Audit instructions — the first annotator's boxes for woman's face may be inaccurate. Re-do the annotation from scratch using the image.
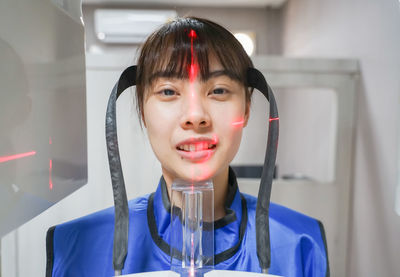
[143,57,249,184]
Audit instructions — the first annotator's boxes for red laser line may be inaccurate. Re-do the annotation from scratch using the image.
[232,120,245,126]
[189,29,198,83]
[269,117,279,122]
[49,159,53,190]
[0,151,36,163]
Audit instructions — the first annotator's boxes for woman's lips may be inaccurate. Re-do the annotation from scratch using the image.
[176,148,215,162]
[175,136,218,162]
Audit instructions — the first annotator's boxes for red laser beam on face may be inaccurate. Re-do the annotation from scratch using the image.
[0,151,36,163]
[232,119,245,127]
[186,29,215,182]
[188,29,199,83]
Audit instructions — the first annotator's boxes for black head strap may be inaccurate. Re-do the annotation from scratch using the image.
[247,67,279,272]
[105,65,137,275]
[105,66,279,273]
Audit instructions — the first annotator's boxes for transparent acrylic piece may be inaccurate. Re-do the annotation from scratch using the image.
[170,179,214,277]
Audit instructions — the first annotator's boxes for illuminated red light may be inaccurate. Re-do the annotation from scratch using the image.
[232,120,245,127]
[189,29,197,39]
[188,29,198,83]
[0,151,36,163]
[186,29,214,182]
[269,117,279,122]
[49,159,53,190]
[189,64,198,83]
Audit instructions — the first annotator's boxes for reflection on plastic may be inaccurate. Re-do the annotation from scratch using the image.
[0,0,87,236]
[170,179,214,277]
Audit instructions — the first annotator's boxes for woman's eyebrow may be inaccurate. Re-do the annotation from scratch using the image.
[204,70,238,81]
[149,71,182,83]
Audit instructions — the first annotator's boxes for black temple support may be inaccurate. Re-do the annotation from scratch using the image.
[116,66,137,98]
[105,65,137,272]
[247,67,279,272]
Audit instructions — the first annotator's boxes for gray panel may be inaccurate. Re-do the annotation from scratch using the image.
[0,0,87,236]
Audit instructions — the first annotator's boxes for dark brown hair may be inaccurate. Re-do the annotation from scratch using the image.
[135,17,254,122]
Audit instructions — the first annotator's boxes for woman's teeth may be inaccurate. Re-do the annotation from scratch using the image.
[178,143,216,152]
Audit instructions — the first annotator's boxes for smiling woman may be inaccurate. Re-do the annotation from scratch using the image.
[46,16,329,277]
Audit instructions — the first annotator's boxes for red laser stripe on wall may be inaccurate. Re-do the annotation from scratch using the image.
[0,151,37,163]
[49,159,53,190]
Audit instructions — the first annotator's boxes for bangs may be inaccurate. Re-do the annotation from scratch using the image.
[145,31,214,83]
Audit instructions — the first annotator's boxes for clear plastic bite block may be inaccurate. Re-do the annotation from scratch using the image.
[170,179,214,277]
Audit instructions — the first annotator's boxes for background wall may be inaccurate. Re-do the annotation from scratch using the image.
[1,5,281,276]
[282,0,400,276]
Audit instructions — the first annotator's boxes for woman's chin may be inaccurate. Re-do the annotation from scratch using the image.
[178,165,215,183]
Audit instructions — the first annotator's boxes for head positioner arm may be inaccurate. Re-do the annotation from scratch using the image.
[105,66,279,274]
[105,66,137,275]
[247,68,279,273]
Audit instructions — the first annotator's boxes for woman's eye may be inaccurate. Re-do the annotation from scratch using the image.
[160,89,176,96]
[212,88,226,95]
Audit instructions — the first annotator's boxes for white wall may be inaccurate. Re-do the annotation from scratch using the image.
[282,1,400,276]
[82,4,282,55]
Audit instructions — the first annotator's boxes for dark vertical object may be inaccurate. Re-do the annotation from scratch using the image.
[317,220,331,277]
[45,226,56,277]
[247,68,279,273]
[105,66,137,274]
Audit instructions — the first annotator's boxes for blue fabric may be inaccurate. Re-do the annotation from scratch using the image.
[50,179,328,277]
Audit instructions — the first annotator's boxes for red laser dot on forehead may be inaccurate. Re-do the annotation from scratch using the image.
[189,29,197,39]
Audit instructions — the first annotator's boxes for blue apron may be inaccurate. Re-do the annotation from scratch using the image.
[46,168,329,277]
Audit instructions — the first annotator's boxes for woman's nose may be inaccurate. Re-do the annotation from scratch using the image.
[180,93,211,130]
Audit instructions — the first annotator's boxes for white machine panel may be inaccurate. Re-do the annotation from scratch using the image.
[0,0,87,236]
